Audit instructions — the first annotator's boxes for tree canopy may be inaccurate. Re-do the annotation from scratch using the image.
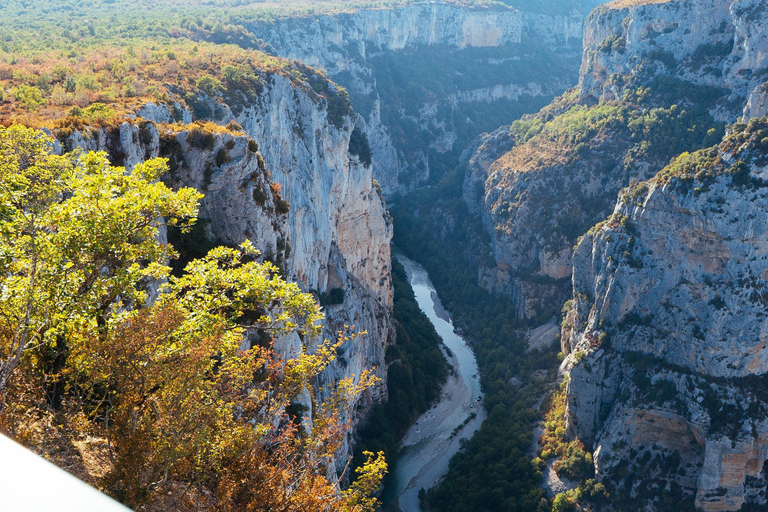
[0,124,385,511]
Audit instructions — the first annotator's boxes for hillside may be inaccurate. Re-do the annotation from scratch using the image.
[452,0,768,509]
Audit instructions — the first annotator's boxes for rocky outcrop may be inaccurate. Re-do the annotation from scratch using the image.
[561,119,768,510]
[244,1,584,194]
[580,0,768,120]
[465,0,768,319]
[56,64,394,466]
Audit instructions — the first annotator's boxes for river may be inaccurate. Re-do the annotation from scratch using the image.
[393,252,486,512]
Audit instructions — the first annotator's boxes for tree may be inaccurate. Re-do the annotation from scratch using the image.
[12,84,45,111]
[0,125,387,510]
[64,76,77,93]
[196,74,223,95]
[0,125,201,407]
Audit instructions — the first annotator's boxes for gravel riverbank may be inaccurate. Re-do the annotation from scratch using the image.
[393,252,485,512]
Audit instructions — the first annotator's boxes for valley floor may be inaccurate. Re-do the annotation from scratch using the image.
[393,253,485,512]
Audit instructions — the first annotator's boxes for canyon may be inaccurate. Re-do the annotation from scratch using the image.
[7,0,768,509]
[244,1,585,194]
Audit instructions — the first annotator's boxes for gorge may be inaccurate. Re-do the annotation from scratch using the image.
[3,0,768,511]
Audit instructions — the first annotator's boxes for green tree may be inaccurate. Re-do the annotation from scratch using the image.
[0,124,201,406]
[64,75,77,93]
[12,84,45,111]
[0,125,387,511]
[552,492,575,512]
[196,73,223,95]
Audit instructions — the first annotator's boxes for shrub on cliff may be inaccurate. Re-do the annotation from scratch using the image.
[0,125,385,511]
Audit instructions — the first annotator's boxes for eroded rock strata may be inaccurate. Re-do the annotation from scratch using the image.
[562,117,768,512]
[245,1,584,194]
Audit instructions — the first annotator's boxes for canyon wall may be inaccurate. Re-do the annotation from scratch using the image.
[465,0,768,320]
[550,1,768,510]
[246,1,584,194]
[57,67,393,463]
[562,119,768,511]
[454,0,768,507]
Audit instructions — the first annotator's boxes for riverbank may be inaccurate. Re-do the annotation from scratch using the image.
[393,252,486,512]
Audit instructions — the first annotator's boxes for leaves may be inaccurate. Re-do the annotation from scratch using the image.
[0,124,386,511]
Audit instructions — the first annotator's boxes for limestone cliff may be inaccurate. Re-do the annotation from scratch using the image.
[244,1,584,194]
[55,64,393,464]
[562,119,768,511]
[580,0,768,120]
[463,0,768,319]
[460,1,768,506]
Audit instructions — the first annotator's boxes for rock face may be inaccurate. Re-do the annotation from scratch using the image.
[562,120,768,511]
[57,66,393,465]
[457,0,768,508]
[580,0,768,119]
[246,1,584,194]
[464,0,768,319]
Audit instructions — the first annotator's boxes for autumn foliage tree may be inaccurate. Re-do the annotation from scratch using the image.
[0,125,385,510]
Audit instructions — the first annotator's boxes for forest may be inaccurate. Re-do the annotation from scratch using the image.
[390,168,561,511]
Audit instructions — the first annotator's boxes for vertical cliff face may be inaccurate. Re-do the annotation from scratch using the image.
[244,2,584,194]
[57,65,394,463]
[561,118,768,511]
[463,0,768,320]
[226,75,394,438]
[579,0,768,119]
[551,2,768,509]
[455,1,768,507]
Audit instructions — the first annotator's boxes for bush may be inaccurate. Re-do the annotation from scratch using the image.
[348,125,372,167]
[216,147,231,166]
[196,74,222,96]
[13,84,45,111]
[556,443,595,481]
[187,126,216,150]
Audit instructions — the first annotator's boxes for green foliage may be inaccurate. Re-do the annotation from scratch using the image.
[216,147,232,167]
[0,124,385,512]
[187,126,217,150]
[69,102,116,122]
[221,63,258,85]
[552,493,576,512]
[13,84,45,111]
[348,125,372,167]
[689,40,734,71]
[556,443,594,481]
[326,86,352,129]
[0,124,202,402]
[196,74,223,95]
[391,170,560,512]
[599,34,626,55]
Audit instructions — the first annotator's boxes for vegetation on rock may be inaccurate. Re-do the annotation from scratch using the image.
[0,125,385,511]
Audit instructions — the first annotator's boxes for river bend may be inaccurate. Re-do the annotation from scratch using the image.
[393,252,485,512]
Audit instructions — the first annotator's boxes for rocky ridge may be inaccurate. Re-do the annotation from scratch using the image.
[562,118,768,511]
[462,0,768,320]
[580,0,768,120]
[457,0,768,508]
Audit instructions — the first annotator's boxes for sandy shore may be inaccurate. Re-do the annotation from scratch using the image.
[395,352,485,511]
